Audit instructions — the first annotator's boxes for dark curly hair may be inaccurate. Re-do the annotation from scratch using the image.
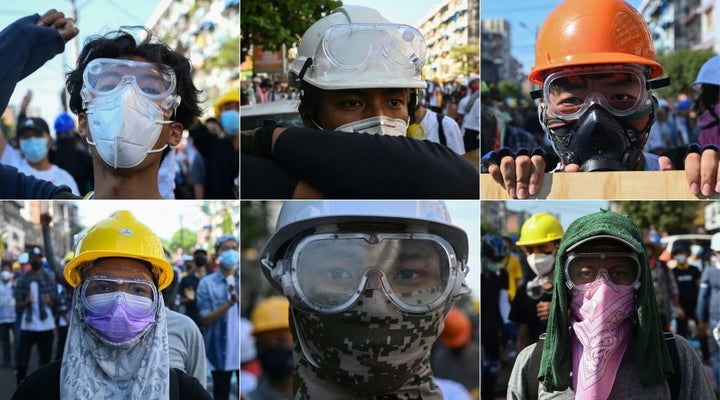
[65,27,203,129]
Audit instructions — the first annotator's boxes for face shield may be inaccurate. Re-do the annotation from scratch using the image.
[273,232,466,314]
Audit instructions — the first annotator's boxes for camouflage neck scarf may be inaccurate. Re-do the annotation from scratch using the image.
[289,289,446,399]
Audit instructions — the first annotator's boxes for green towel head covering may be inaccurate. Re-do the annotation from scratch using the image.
[538,209,673,392]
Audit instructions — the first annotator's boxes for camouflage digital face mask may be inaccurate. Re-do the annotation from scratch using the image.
[291,287,446,396]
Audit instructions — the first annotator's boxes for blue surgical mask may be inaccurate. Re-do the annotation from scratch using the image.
[220,110,239,136]
[218,249,239,269]
[20,137,49,163]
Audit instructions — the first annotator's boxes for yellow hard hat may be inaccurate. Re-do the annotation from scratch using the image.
[251,296,290,335]
[214,90,240,117]
[64,210,173,290]
[515,212,564,247]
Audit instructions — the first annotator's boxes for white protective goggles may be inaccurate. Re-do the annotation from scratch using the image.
[272,232,466,314]
[82,58,177,101]
[309,23,426,78]
[564,251,642,290]
[80,276,158,316]
[543,65,652,120]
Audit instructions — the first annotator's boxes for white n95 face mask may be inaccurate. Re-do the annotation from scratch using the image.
[334,116,408,136]
[84,85,177,169]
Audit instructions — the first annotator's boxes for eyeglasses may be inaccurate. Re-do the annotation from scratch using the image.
[564,251,641,290]
[82,58,177,101]
[310,23,426,77]
[543,65,652,120]
[81,277,158,314]
[269,232,466,314]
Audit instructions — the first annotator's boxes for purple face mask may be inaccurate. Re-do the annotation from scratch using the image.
[84,292,156,344]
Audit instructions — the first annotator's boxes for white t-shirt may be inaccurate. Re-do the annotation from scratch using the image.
[420,109,466,155]
[462,98,480,131]
[0,144,22,167]
[457,93,472,116]
[17,161,80,195]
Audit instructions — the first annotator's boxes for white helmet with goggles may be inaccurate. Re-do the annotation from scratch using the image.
[288,6,427,91]
[261,201,468,314]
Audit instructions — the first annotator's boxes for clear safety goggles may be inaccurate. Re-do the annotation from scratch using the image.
[275,232,464,314]
[82,58,177,101]
[313,23,426,75]
[564,251,641,290]
[80,276,158,315]
[543,65,652,120]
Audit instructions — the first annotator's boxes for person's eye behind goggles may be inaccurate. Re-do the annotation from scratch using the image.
[530,67,671,120]
[564,251,642,291]
[268,232,467,314]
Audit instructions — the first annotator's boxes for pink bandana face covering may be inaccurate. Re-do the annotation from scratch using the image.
[570,276,636,400]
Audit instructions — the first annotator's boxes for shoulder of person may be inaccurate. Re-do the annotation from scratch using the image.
[171,368,212,400]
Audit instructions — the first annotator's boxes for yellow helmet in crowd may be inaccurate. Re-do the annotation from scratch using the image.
[64,210,173,290]
[251,296,290,335]
[515,212,564,247]
[214,90,240,117]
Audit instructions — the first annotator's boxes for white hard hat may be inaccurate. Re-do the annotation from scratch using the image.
[288,5,427,91]
[260,201,468,285]
[712,232,720,252]
[692,55,720,91]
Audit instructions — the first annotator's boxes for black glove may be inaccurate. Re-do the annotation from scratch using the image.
[660,143,705,170]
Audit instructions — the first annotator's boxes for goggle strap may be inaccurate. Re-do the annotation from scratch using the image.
[530,89,543,100]
[649,76,671,90]
[297,57,314,85]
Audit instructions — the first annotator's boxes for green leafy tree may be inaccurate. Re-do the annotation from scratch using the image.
[497,80,530,104]
[241,0,342,57]
[617,201,705,234]
[655,49,717,98]
[205,36,240,70]
[448,44,480,76]
[170,228,197,254]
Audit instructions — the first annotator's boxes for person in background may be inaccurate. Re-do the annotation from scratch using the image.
[669,245,701,339]
[50,112,94,196]
[179,248,207,332]
[480,234,510,399]
[190,91,239,199]
[697,232,720,390]
[196,234,240,400]
[693,55,720,147]
[16,117,79,196]
[430,306,479,397]
[13,246,57,383]
[510,212,564,354]
[247,296,294,400]
[0,261,15,368]
[646,240,683,330]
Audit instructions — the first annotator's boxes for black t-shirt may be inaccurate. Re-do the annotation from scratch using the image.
[180,274,202,328]
[510,281,551,344]
[11,360,211,400]
[673,265,702,309]
[481,269,509,332]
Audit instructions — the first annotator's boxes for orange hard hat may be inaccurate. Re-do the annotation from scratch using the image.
[529,0,663,85]
[440,307,472,349]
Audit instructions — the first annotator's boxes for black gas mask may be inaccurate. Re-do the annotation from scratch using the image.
[543,104,653,172]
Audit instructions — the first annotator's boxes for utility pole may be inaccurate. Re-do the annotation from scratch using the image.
[69,0,79,66]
